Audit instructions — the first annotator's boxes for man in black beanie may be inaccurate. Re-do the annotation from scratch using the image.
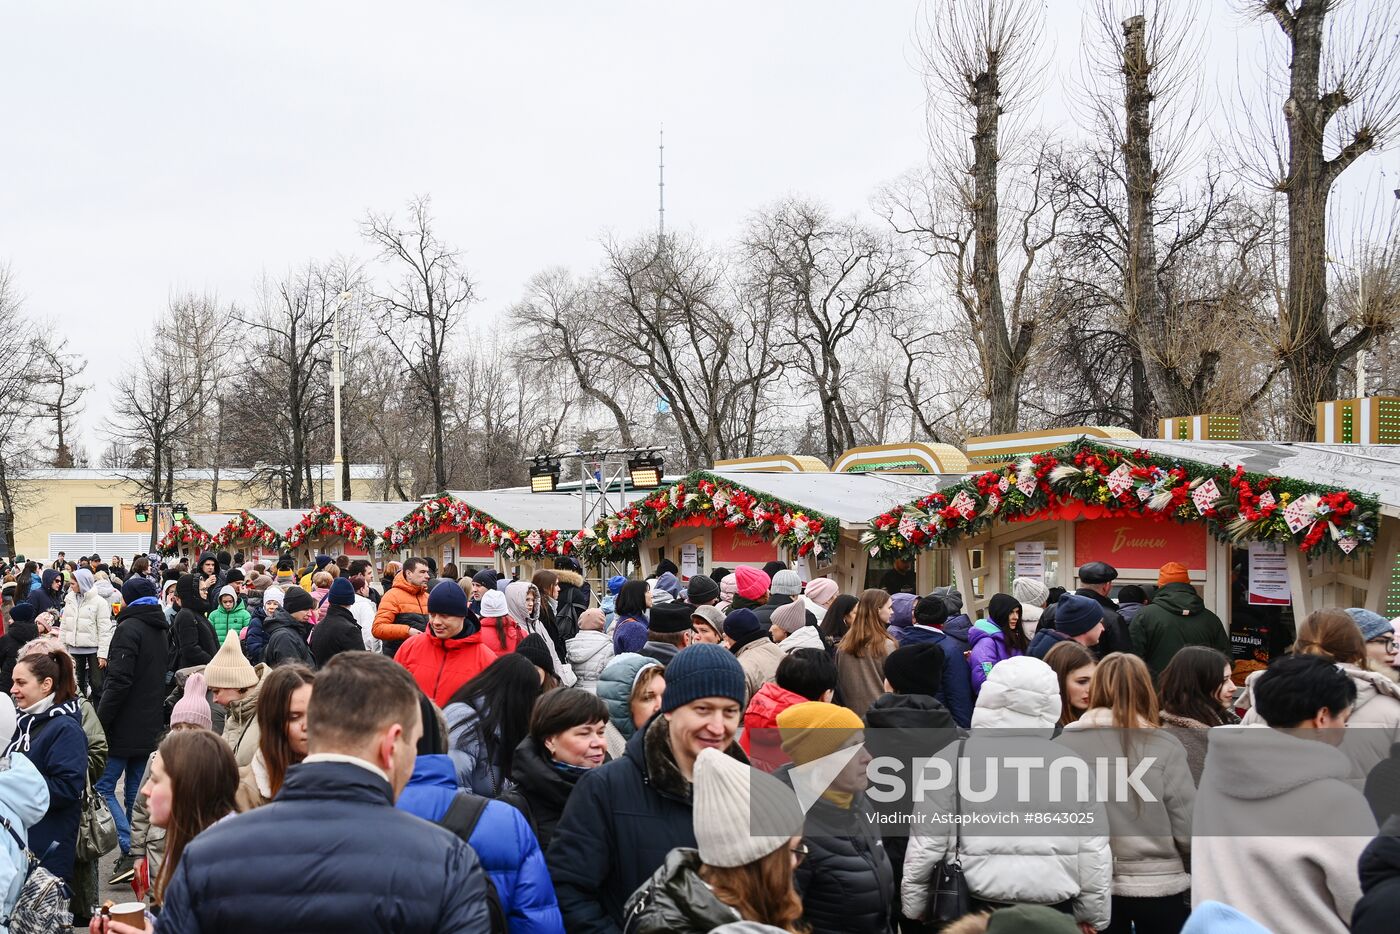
[685,573,720,607]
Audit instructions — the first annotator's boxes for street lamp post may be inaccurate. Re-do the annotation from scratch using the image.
[333,291,351,500]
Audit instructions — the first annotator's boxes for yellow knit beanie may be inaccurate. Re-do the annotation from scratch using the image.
[777,702,864,766]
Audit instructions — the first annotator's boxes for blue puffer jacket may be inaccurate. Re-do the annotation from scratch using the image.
[0,752,51,921]
[7,700,87,882]
[398,754,563,934]
[158,760,492,933]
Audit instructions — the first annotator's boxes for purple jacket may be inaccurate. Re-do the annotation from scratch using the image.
[967,619,1022,693]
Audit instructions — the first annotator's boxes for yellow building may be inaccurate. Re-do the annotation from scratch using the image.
[9,466,387,561]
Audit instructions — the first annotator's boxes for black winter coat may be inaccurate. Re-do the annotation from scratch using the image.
[172,608,217,670]
[0,618,39,694]
[500,735,585,852]
[547,714,747,934]
[310,605,365,668]
[96,602,171,757]
[778,765,896,934]
[863,692,958,891]
[158,760,493,933]
[263,610,316,669]
[1355,817,1400,934]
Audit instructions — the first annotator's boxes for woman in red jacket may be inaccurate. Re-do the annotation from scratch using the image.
[394,581,496,706]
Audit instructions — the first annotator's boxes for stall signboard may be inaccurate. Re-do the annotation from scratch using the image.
[680,543,700,579]
[1246,542,1291,606]
[457,534,496,562]
[1074,514,1207,571]
[1014,541,1045,581]
[712,529,778,564]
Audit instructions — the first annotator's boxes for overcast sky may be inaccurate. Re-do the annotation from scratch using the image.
[1,1,1394,457]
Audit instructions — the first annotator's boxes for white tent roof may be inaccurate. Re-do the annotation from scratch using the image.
[1100,440,1400,518]
[246,509,312,537]
[443,489,646,532]
[329,501,419,536]
[706,470,965,527]
[188,513,234,536]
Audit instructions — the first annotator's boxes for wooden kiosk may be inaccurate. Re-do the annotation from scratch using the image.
[595,467,966,593]
[864,437,1398,631]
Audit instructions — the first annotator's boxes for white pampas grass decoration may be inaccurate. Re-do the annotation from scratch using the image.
[1148,490,1175,512]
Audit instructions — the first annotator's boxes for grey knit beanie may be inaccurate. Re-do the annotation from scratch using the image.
[693,747,804,867]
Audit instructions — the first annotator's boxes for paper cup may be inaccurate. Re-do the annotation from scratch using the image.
[107,902,147,925]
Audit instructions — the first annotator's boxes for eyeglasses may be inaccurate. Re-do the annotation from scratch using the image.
[1368,636,1400,652]
[789,842,808,864]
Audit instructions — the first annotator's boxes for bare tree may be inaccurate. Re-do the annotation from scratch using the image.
[743,198,913,461]
[32,336,88,467]
[362,196,476,491]
[226,262,357,507]
[508,268,640,447]
[105,321,202,506]
[591,233,785,469]
[1240,0,1400,437]
[882,0,1066,433]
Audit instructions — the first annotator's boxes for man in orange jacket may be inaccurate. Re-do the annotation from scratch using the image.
[372,557,431,657]
[394,580,496,706]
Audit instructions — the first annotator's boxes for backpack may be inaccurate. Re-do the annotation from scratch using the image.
[437,792,508,934]
[0,815,70,933]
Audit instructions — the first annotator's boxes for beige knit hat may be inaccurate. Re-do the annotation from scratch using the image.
[770,599,808,634]
[204,630,258,690]
[692,747,804,868]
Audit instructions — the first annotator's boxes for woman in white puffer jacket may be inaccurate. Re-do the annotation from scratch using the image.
[59,567,114,697]
[902,656,1112,932]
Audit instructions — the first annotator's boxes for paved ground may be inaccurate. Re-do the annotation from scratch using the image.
[79,776,142,929]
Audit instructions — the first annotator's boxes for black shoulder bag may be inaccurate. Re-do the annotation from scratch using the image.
[927,738,970,923]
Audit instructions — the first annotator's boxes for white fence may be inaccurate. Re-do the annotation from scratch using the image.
[45,534,150,563]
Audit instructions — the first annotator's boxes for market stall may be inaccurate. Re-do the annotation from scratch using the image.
[594,468,966,593]
[211,508,308,564]
[863,437,1396,656]
[283,501,419,563]
[386,489,641,580]
[156,513,237,557]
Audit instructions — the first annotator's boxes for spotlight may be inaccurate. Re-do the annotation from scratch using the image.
[529,458,560,494]
[171,503,188,522]
[627,452,664,489]
[134,504,149,524]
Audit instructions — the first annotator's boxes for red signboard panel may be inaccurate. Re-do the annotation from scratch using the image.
[711,529,777,564]
[458,534,496,561]
[1074,514,1207,571]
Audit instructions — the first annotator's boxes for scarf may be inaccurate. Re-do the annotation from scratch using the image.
[7,695,80,756]
[551,759,593,779]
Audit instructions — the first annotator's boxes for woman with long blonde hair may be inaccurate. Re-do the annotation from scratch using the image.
[835,589,896,719]
[1062,652,1193,934]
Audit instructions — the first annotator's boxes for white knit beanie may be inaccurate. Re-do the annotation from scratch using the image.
[1011,576,1049,608]
[692,747,805,868]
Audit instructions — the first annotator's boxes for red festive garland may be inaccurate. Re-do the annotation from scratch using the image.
[862,439,1377,559]
[388,494,591,558]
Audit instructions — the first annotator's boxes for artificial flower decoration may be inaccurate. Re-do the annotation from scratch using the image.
[593,471,837,560]
[861,439,1378,559]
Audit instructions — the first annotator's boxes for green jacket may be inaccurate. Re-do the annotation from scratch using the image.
[1130,583,1231,679]
[208,603,252,643]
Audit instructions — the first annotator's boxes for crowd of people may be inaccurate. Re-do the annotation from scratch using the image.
[0,548,1394,932]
